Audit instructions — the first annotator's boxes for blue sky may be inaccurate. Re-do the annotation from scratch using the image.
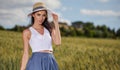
[0,0,120,31]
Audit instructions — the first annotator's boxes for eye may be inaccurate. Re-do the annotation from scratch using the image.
[37,14,41,16]
[43,14,47,17]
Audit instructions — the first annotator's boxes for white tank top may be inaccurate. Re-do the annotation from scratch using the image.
[29,26,53,52]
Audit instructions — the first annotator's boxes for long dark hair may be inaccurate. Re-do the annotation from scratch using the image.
[31,10,54,35]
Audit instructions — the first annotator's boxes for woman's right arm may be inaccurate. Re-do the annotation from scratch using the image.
[20,29,31,70]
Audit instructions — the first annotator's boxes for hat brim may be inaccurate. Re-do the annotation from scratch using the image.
[27,8,53,17]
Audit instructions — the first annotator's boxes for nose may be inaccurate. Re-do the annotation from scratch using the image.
[39,15,44,20]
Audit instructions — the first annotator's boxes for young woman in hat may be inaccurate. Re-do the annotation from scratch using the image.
[20,2,61,70]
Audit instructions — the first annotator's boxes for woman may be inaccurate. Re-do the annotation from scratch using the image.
[20,2,61,70]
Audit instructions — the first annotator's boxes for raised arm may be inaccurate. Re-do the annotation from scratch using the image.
[51,13,61,46]
[20,29,31,70]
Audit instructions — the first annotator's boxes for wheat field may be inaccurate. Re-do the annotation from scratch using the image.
[0,30,120,70]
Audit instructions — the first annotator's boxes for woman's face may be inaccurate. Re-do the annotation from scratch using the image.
[32,10,47,25]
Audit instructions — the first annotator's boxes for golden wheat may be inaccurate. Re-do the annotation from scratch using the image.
[0,30,120,70]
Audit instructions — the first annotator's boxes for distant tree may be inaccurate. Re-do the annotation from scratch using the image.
[97,25,108,38]
[93,30,103,38]
[84,28,95,37]
[100,25,108,31]
[0,25,5,30]
[8,25,27,32]
[72,21,84,28]
[1,20,118,39]
[83,22,95,37]
[96,25,101,30]
[60,26,67,36]
[116,28,120,38]
[74,28,84,36]
[59,22,68,26]
[83,22,95,30]
[68,27,77,36]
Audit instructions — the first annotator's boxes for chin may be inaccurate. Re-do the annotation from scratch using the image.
[39,23,42,25]
[38,22,42,25]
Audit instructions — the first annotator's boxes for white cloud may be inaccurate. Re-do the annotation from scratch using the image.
[80,9,120,17]
[61,7,67,11]
[61,7,73,11]
[60,19,71,25]
[0,0,62,28]
[32,0,61,10]
[59,18,71,25]
[57,12,71,25]
[0,0,31,9]
[0,0,61,9]
[0,9,28,28]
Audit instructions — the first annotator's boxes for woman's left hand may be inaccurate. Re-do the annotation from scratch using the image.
[52,13,58,23]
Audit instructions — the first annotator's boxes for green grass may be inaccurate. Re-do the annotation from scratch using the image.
[0,30,120,70]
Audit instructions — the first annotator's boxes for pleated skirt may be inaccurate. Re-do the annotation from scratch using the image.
[26,52,59,70]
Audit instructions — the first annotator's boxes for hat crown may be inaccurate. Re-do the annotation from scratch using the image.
[28,2,53,16]
[33,2,46,9]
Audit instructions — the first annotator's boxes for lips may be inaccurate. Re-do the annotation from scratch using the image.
[38,20,44,24]
[39,20,43,23]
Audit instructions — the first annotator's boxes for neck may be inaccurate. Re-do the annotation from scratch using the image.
[32,23,44,29]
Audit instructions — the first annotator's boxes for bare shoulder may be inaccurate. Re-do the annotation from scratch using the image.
[23,28,30,34]
[22,28,31,38]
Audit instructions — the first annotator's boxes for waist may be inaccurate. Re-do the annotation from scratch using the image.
[39,50,53,53]
[31,46,53,53]
[32,50,53,53]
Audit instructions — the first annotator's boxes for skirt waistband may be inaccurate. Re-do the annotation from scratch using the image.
[32,50,53,54]
[32,51,53,55]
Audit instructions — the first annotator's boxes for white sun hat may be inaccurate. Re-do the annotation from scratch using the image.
[28,2,54,17]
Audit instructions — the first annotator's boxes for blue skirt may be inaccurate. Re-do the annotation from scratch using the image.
[26,52,59,70]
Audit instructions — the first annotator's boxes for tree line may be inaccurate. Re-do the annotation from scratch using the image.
[0,21,120,39]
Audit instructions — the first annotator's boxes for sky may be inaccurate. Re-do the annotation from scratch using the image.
[0,0,120,31]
